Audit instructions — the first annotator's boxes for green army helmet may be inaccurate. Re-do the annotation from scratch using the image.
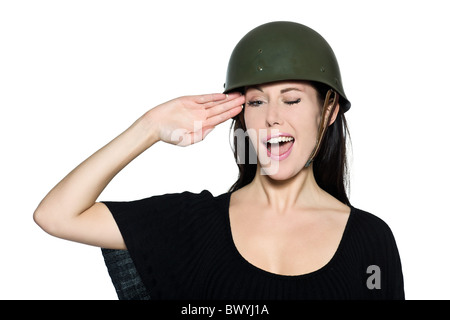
[224,21,350,112]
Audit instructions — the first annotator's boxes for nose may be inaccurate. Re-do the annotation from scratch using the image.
[265,103,283,127]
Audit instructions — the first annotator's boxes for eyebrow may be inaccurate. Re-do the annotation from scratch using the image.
[246,86,303,93]
[280,87,303,94]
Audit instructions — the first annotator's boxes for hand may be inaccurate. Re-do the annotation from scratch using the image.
[147,92,245,147]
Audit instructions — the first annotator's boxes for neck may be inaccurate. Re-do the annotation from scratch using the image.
[247,164,323,214]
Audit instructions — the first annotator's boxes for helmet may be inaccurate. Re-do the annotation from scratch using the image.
[224,21,350,112]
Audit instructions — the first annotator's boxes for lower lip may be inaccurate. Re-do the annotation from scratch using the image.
[266,141,295,161]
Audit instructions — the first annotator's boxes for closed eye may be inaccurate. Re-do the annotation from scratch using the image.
[285,99,301,105]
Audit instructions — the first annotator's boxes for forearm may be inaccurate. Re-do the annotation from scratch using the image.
[34,112,159,228]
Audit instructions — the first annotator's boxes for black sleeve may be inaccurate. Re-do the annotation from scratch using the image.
[101,189,215,298]
[361,210,405,300]
[383,224,405,299]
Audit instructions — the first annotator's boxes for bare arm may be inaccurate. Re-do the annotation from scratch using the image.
[33,93,244,249]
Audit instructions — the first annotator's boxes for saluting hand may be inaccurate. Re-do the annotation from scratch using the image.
[147,92,245,147]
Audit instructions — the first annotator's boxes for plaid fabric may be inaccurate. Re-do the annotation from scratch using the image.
[101,248,151,300]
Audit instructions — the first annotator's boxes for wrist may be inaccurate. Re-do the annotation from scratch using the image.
[131,109,161,149]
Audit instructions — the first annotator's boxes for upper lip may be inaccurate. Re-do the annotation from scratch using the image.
[261,132,295,144]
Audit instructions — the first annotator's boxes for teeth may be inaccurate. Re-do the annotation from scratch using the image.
[267,136,294,144]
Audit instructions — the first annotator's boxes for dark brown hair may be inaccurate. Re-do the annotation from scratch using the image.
[228,82,351,205]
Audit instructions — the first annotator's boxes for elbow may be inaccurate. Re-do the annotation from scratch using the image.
[33,206,60,237]
[33,207,45,229]
[33,206,49,233]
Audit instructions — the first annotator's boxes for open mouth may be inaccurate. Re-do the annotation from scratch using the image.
[263,135,295,160]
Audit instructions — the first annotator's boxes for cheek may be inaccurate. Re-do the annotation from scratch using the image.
[243,110,260,147]
[243,108,260,130]
[298,115,320,136]
[289,111,321,156]
[289,108,320,135]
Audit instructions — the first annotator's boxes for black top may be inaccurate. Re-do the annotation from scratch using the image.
[103,190,404,300]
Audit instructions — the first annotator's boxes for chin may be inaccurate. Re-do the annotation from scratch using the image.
[259,163,303,181]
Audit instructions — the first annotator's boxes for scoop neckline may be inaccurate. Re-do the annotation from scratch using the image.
[221,191,354,280]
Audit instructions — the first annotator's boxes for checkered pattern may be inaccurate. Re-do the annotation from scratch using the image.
[101,248,151,300]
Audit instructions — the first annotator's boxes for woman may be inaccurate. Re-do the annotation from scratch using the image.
[34,21,404,299]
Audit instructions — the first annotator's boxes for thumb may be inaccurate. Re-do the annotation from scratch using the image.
[190,126,215,144]
[202,126,215,140]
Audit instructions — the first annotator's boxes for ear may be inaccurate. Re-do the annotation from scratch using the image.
[327,102,340,126]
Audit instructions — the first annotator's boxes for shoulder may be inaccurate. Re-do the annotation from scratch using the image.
[347,207,405,299]
[102,189,230,231]
[102,189,227,246]
[348,206,399,251]
[103,189,217,213]
[158,189,226,217]
[134,189,216,205]
[155,189,225,213]
[350,207,393,232]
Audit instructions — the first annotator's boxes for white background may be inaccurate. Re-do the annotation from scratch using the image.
[1,0,449,300]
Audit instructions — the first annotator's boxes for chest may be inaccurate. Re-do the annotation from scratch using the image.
[228,204,349,276]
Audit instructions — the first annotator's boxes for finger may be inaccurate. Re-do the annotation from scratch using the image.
[204,105,243,128]
[194,93,227,104]
[206,95,245,118]
[203,92,243,109]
